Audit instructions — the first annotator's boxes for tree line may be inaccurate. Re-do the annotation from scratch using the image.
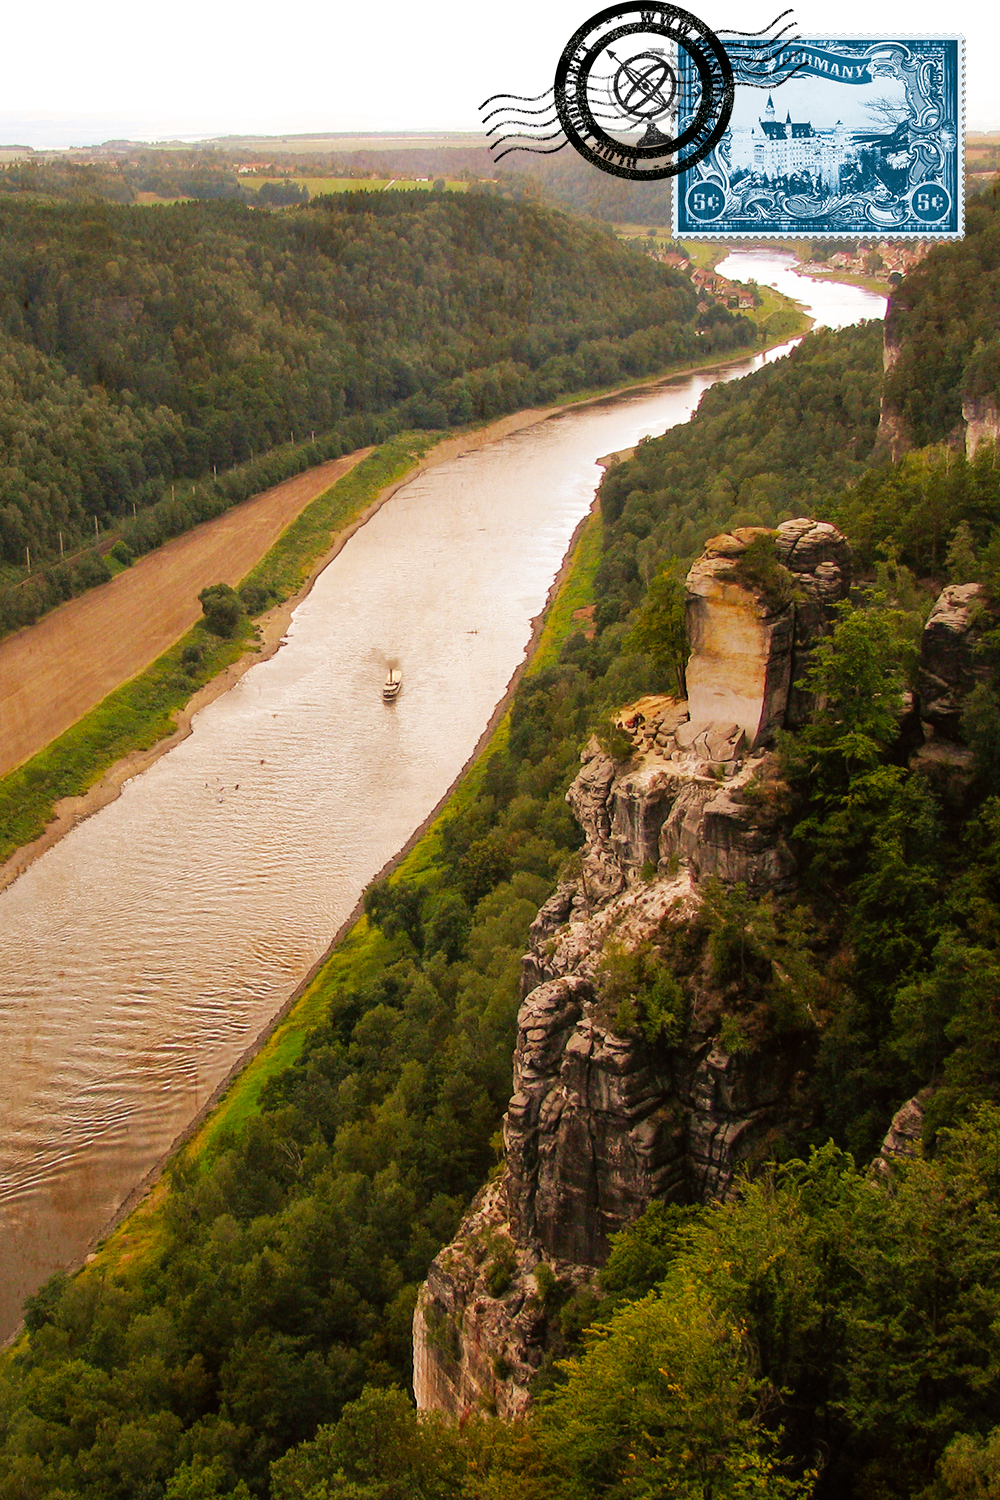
[0,190,759,633]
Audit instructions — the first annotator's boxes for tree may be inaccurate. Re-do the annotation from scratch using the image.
[781,597,909,829]
[199,582,244,637]
[946,520,979,583]
[623,558,689,695]
[804,597,907,745]
[936,1428,1000,1497]
[269,1388,469,1500]
[363,878,425,952]
[422,889,471,962]
[535,1282,814,1499]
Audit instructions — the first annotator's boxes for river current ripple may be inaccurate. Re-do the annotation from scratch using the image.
[0,252,885,1338]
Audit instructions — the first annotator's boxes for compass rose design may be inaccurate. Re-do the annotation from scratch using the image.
[554,1,734,180]
[610,50,678,119]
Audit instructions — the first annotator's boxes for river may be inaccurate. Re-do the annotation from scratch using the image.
[0,252,886,1338]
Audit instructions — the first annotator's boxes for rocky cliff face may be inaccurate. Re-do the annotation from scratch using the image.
[908,582,989,787]
[918,583,987,737]
[413,522,846,1419]
[877,326,911,461]
[684,519,850,746]
[879,317,994,460]
[963,397,1000,460]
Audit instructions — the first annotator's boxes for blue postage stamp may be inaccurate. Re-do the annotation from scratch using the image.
[674,38,963,239]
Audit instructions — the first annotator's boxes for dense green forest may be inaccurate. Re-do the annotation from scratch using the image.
[593,319,884,630]
[883,193,1000,446]
[7,196,1000,1500]
[0,189,760,633]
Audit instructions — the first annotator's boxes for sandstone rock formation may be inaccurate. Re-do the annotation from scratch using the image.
[872,1090,931,1177]
[684,519,850,746]
[918,582,988,740]
[413,521,848,1419]
[412,1178,591,1419]
[963,396,1000,460]
[503,975,682,1266]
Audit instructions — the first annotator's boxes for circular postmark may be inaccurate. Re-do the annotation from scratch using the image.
[554,2,734,181]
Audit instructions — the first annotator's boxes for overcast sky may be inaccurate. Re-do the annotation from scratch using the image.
[0,0,989,146]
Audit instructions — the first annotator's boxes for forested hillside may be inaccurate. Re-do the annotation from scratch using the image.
[6,200,1000,1500]
[883,192,1000,445]
[593,320,884,629]
[0,142,674,226]
[0,190,755,631]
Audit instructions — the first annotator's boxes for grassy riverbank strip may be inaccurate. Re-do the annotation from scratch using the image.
[0,434,438,868]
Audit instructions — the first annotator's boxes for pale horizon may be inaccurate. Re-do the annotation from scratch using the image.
[0,2,995,151]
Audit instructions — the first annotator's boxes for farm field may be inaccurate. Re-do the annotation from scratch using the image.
[214,131,487,153]
[132,179,474,206]
[255,176,471,193]
[0,452,367,777]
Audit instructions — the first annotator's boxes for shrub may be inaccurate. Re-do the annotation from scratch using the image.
[238,582,271,615]
[731,533,795,613]
[199,582,244,637]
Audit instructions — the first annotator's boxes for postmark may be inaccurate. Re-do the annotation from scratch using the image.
[553,3,734,181]
[674,37,963,238]
[481,5,804,181]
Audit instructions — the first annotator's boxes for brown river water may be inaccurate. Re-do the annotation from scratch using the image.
[0,253,886,1337]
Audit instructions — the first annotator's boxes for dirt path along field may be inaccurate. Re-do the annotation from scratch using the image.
[0,452,368,778]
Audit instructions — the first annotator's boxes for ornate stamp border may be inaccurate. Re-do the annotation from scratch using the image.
[673,37,964,240]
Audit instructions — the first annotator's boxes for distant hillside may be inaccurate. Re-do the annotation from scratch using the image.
[0,134,679,224]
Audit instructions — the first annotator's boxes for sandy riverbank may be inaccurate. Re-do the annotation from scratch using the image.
[0,452,375,778]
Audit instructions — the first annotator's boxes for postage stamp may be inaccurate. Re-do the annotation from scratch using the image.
[674,37,963,239]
